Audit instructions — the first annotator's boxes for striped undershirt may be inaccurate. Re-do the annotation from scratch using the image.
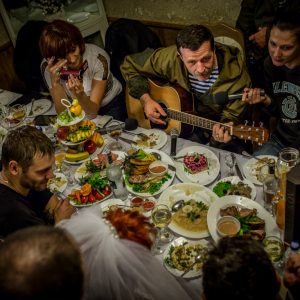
[188,66,219,94]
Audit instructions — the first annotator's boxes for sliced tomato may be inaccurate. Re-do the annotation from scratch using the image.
[88,194,96,203]
[94,191,104,200]
[81,195,89,204]
[102,186,111,196]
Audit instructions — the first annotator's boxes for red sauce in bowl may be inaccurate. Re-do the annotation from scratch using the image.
[143,200,155,211]
[130,197,144,207]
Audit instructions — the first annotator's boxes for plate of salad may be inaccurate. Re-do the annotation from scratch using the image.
[67,173,112,207]
[211,176,256,200]
[124,148,175,197]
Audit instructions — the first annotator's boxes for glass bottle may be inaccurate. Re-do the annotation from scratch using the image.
[263,159,278,215]
[276,148,299,231]
[284,241,300,265]
[106,152,128,200]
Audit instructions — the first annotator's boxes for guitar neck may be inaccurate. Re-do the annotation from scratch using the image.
[167,108,232,134]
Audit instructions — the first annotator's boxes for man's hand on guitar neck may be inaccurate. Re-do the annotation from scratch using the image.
[140,93,167,125]
[212,122,233,143]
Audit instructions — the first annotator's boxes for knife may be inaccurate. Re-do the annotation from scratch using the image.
[118,137,137,145]
[234,159,244,180]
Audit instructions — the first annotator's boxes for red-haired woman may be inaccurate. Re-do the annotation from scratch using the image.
[39,20,125,120]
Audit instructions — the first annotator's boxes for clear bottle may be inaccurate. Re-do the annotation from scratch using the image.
[263,159,278,214]
[284,240,300,263]
[106,152,128,201]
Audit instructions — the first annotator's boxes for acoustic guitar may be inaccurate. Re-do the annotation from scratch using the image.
[126,79,269,145]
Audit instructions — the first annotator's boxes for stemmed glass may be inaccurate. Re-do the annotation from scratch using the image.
[54,144,67,173]
[107,124,123,151]
[224,153,236,176]
[151,204,174,254]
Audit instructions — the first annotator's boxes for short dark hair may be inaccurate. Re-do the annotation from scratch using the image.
[39,20,85,60]
[272,11,300,43]
[1,125,54,171]
[202,237,280,300]
[176,24,215,53]
[0,226,84,300]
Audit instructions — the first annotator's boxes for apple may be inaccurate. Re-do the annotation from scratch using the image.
[56,126,69,140]
[84,140,97,155]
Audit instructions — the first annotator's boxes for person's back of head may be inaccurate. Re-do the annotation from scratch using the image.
[202,236,280,300]
[0,226,84,300]
[176,24,215,52]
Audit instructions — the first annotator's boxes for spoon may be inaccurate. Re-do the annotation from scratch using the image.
[180,254,203,277]
[171,199,185,212]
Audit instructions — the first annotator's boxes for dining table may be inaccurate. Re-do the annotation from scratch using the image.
[1,90,282,300]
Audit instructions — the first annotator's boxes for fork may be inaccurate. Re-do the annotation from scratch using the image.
[28,98,36,117]
[123,130,148,139]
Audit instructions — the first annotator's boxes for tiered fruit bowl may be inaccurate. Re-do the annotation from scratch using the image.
[56,99,104,163]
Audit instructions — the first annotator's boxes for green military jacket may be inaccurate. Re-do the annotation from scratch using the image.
[121,43,251,124]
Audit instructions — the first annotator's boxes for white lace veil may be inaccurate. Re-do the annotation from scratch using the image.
[59,206,199,300]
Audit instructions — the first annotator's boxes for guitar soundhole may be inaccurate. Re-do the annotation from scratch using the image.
[149,102,168,130]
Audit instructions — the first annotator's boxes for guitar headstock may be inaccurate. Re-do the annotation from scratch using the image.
[232,124,269,145]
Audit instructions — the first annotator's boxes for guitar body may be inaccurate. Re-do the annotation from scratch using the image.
[126,79,194,136]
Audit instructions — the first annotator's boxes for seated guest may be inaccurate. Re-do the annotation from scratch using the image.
[0,226,84,300]
[284,253,300,300]
[215,11,300,156]
[202,236,280,300]
[60,206,198,300]
[0,125,74,237]
[121,24,252,153]
[39,20,125,121]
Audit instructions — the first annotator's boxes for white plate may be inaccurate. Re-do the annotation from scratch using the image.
[64,142,106,165]
[132,129,168,150]
[175,146,220,185]
[57,110,86,126]
[69,189,112,207]
[163,237,210,278]
[84,3,98,13]
[207,195,280,243]
[67,12,90,23]
[74,150,126,182]
[99,198,124,213]
[125,149,175,197]
[47,172,67,193]
[242,155,277,186]
[26,99,52,116]
[158,183,219,239]
[211,176,256,200]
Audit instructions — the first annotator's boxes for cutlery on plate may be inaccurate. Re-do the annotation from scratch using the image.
[28,98,36,116]
[118,136,137,145]
[150,152,176,172]
[180,254,203,277]
[123,130,148,139]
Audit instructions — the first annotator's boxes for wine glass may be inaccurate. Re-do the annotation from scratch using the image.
[151,204,174,254]
[54,144,67,173]
[224,153,236,176]
[107,124,123,151]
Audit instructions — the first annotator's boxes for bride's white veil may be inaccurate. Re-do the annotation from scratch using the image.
[59,206,198,300]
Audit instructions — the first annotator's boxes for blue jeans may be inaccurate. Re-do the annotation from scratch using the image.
[253,134,285,156]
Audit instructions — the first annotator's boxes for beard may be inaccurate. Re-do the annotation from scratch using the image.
[20,175,48,192]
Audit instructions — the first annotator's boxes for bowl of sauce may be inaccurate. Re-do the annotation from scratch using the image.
[130,197,144,207]
[149,161,168,176]
[216,216,240,237]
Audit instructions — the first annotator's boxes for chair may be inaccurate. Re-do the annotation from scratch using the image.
[105,18,162,86]
[203,22,246,60]
[14,20,49,93]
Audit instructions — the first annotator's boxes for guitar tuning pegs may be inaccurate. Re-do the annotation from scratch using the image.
[244,120,248,125]
[259,122,263,127]
[252,121,255,126]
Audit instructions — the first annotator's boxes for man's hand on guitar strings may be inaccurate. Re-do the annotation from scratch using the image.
[212,122,233,143]
[143,98,167,125]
